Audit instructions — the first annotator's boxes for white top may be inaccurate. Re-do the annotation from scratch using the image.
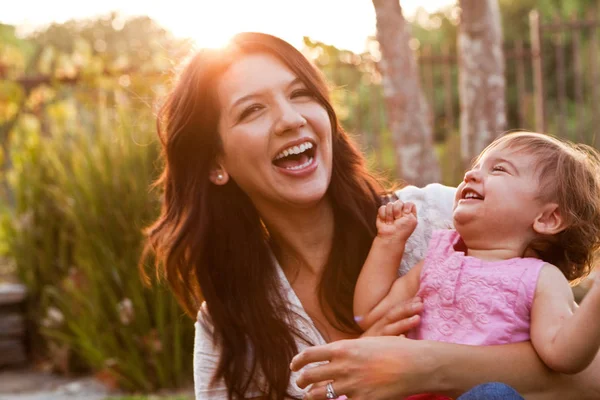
[193,183,456,399]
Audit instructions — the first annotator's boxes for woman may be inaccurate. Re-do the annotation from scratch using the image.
[142,32,600,399]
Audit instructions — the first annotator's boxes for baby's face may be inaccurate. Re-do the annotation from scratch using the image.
[453,145,547,241]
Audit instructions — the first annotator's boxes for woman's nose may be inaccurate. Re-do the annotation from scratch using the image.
[273,102,306,135]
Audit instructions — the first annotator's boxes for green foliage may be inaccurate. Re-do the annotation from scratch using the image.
[437,130,464,187]
[0,23,37,77]
[0,12,195,392]
[1,99,194,391]
[30,12,191,77]
[302,37,396,177]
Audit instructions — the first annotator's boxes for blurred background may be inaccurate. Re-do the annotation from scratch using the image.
[0,0,599,398]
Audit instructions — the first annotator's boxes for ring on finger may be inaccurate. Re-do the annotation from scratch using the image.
[326,382,338,399]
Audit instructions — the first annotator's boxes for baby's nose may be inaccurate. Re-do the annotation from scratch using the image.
[464,168,481,182]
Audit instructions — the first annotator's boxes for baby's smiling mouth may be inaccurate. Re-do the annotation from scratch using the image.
[461,188,484,200]
[272,141,316,171]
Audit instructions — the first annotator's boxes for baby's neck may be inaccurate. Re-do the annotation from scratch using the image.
[463,247,525,262]
[459,234,530,261]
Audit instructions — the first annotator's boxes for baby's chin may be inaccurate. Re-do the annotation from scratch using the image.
[452,211,481,234]
[452,208,471,225]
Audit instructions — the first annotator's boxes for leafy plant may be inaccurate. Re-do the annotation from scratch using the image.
[1,97,194,391]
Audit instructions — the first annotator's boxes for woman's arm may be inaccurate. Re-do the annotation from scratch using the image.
[434,339,600,399]
[431,340,556,399]
[290,336,600,400]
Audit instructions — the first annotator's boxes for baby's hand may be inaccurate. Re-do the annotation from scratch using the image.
[376,200,417,242]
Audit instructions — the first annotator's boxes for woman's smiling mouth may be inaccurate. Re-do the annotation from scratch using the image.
[272,139,317,173]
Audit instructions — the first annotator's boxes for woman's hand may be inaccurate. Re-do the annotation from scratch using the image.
[290,336,438,400]
[289,299,424,399]
[292,338,600,400]
[359,297,423,337]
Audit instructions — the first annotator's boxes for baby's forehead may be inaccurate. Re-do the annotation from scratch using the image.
[477,143,536,164]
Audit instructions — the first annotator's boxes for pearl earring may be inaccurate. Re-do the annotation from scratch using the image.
[217,173,224,180]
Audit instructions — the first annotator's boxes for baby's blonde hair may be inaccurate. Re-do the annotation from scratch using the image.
[477,131,600,281]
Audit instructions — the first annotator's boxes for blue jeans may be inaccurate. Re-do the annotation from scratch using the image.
[457,382,524,400]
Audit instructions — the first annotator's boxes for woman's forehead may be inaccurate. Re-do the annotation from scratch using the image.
[218,53,297,107]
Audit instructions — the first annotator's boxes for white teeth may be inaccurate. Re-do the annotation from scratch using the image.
[274,141,313,160]
[464,191,482,199]
[285,157,313,170]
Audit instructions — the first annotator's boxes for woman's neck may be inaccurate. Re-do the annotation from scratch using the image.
[261,198,334,278]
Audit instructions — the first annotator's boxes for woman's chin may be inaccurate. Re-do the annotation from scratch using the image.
[288,191,328,208]
[269,170,330,207]
[277,183,329,209]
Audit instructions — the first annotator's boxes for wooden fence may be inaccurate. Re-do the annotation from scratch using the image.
[417,9,600,146]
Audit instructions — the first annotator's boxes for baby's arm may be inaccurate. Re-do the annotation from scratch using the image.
[357,260,423,332]
[354,201,420,331]
[531,264,600,374]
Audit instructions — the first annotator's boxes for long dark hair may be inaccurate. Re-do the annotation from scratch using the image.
[141,32,386,399]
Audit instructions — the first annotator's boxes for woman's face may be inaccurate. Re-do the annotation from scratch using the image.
[216,53,333,211]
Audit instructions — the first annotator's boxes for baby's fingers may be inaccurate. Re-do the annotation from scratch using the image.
[403,202,417,217]
[378,205,387,221]
[385,202,394,224]
[392,200,404,220]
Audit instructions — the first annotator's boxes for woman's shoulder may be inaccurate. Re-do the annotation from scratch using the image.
[195,303,215,350]
[196,302,211,327]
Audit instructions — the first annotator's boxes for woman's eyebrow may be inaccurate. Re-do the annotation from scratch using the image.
[229,77,303,113]
[229,93,258,112]
[286,77,303,89]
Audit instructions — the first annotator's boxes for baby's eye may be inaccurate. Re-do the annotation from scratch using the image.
[492,165,506,172]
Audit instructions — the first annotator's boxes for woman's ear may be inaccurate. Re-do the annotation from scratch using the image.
[533,203,566,235]
[209,166,229,185]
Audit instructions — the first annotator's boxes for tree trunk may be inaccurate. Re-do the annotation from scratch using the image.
[458,0,506,167]
[372,0,440,186]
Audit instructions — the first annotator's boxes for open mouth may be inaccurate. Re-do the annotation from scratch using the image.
[461,188,484,200]
[272,141,316,171]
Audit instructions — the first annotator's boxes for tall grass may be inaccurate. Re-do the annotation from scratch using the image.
[0,95,194,391]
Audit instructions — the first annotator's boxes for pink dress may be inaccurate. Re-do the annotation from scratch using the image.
[406,229,545,400]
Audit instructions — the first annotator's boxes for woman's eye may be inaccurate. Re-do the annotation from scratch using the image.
[238,104,263,122]
[291,89,313,99]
